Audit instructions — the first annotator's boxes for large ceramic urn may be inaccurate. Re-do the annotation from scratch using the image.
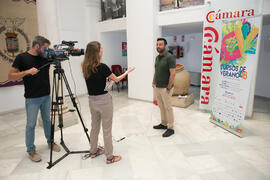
[173,64,190,96]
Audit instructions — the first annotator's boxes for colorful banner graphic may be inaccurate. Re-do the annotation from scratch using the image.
[200,0,263,136]
[211,17,261,136]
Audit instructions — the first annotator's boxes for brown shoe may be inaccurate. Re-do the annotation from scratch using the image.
[106,155,122,164]
[29,151,41,162]
[90,148,105,158]
[48,142,61,152]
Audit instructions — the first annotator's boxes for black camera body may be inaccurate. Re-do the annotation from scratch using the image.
[43,41,84,61]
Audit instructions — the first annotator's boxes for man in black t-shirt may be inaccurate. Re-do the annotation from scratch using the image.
[8,36,61,162]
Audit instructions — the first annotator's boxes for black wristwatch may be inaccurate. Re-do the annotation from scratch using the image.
[166,84,174,91]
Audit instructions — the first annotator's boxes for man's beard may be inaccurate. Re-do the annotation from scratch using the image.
[157,48,165,53]
[36,48,42,56]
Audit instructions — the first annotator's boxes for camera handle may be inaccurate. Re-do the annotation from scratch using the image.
[47,60,90,169]
[38,62,52,71]
[22,62,52,78]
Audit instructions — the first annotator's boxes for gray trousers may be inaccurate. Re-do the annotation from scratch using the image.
[88,93,113,159]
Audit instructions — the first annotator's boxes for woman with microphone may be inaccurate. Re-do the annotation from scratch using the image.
[81,41,134,164]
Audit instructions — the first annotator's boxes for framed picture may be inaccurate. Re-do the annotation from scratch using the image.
[160,0,204,11]
[122,42,127,56]
[168,45,184,58]
[101,0,126,21]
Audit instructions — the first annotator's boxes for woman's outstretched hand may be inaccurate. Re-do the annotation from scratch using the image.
[126,67,135,74]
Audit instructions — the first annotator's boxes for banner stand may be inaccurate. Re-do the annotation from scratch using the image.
[201,0,263,137]
[210,120,242,138]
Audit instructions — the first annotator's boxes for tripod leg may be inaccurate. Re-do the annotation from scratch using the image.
[48,69,57,167]
[60,70,91,144]
[57,72,64,143]
[47,67,70,169]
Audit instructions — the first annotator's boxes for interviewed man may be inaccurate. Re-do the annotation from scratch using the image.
[8,36,61,162]
[152,38,176,137]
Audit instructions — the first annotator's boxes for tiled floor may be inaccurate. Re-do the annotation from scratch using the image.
[0,87,270,180]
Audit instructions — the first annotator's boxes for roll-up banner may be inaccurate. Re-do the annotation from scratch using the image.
[200,0,263,136]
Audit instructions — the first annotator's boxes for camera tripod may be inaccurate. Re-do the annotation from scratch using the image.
[47,60,90,169]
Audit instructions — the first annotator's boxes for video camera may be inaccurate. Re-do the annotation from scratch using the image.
[43,41,84,61]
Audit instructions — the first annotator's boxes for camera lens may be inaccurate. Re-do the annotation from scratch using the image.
[69,49,84,56]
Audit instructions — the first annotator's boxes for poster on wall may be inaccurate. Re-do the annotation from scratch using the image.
[0,0,38,88]
[101,0,126,21]
[168,36,184,59]
[160,0,204,11]
[168,46,184,58]
[122,42,127,56]
[200,0,263,136]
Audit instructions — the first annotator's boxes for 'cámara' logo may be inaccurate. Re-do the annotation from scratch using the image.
[206,9,255,23]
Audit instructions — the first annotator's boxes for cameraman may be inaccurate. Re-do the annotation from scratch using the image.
[8,36,61,162]
[81,41,134,164]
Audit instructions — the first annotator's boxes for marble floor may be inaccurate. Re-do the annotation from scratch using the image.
[0,86,270,180]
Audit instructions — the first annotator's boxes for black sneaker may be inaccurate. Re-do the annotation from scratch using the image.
[153,124,167,129]
[162,129,174,137]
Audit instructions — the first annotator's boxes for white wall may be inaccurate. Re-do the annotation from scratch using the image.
[56,0,89,96]
[263,0,270,14]
[165,33,203,72]
[255,25,270,98]
[86,0,101,42]
[158,5,205,26]
[0,86,25,113]
[100,32,127,69]
[55,0,102,96]
[126,0,161,102]
[99,18,126,33]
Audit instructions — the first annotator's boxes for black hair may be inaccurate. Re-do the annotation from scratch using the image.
[32,35,50,47]
[157,38,167,45]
